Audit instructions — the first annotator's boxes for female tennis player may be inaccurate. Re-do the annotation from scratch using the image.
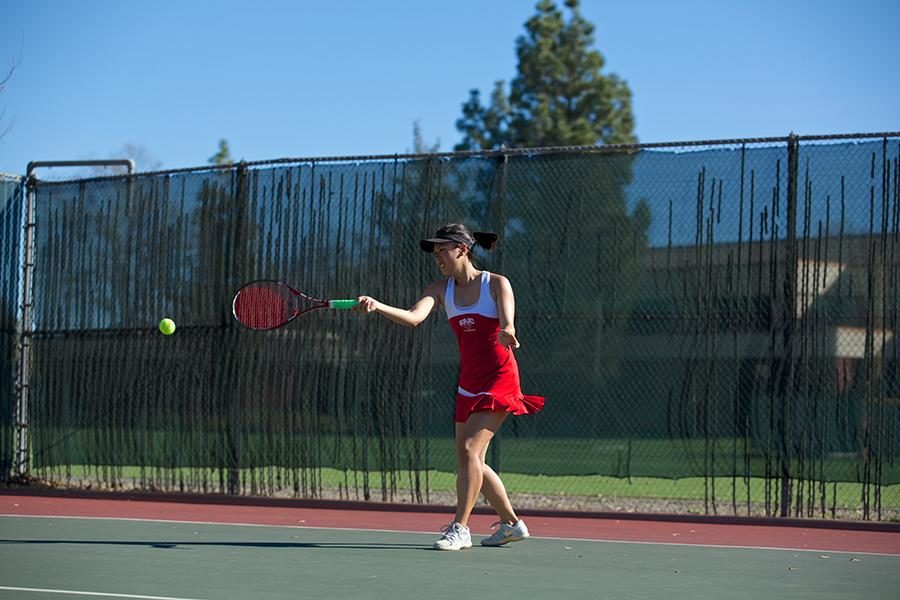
[354,223,544,550]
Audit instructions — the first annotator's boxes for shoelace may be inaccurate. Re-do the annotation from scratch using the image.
[487,521,515,539]
[439,522,462,540]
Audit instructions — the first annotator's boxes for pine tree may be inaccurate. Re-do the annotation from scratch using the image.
[455,0,635,151]
[209,139,234,166]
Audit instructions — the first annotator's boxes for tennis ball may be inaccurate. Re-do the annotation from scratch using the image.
[158,318,176,335]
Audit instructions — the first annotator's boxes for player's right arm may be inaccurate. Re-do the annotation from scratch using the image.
[355,280,444,327]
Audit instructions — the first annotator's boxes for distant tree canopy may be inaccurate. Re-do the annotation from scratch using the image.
[115,143,162,172]
[409,120,440,154]
[455,0,636,150]
[85,143,161,177]
[209,139,234,166]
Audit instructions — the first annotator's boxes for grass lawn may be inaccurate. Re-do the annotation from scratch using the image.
[24,463,900,517]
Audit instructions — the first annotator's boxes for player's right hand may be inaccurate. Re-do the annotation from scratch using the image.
[354,296,379,314]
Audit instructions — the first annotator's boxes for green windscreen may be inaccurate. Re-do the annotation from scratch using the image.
[12,137,900,513]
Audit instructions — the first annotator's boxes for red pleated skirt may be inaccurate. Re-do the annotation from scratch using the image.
[454,391,545,423]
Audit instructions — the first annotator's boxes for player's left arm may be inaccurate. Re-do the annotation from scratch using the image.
[492,274,520,350]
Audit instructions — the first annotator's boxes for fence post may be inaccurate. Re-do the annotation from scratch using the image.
[490,148,509,473]
[779,133,800,516]
[13,175,36,478]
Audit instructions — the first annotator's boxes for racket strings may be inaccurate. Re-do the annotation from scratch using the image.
[234,285,294,330]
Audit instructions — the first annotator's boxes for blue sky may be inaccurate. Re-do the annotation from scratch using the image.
[0,0,897,175]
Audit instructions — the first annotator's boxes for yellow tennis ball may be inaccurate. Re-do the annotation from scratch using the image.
[158,318,176,335]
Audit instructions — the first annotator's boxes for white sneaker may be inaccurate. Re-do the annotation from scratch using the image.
[433,522,472,551]
[481,519,530,546]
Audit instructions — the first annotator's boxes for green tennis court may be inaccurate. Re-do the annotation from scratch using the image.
[1,511,898,600]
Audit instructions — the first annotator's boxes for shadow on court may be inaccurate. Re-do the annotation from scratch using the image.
[0,539,431,550]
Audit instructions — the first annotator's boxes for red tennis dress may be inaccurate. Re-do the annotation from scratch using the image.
[445,271,545,423]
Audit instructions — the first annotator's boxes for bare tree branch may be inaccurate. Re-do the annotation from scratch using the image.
[0,62,15,90]
[1,35,24,142]
[0,107,12,141]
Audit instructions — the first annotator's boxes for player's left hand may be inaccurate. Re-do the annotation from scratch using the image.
[498,329,520,350]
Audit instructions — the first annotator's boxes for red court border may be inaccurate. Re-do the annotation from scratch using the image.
[1,488,898,556]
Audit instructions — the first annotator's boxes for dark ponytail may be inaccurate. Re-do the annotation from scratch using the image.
[419,223,499,260]
[473,231,499,250]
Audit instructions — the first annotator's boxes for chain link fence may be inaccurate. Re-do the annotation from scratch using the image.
[1,173,24,484]
[2,134,898,519]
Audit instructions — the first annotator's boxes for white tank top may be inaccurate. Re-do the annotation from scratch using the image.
[444,271,498,319]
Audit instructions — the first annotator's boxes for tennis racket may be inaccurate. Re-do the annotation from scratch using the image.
[232,280,358,330]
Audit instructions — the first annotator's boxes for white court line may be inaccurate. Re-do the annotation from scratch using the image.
[1,513,898,558]
[0,586,207,600]
[533,533,900,557]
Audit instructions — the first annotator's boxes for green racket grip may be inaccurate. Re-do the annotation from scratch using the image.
[328,299,359,309]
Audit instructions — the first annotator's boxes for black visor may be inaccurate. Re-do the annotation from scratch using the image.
[419,232,472,252]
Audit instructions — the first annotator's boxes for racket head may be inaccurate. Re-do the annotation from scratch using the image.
[232,281,304,330]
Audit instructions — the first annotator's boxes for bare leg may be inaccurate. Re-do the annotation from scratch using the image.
[453,411,508,527]
[479,441,518,524]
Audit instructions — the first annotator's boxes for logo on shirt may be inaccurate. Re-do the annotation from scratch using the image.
[458,317,476,331]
